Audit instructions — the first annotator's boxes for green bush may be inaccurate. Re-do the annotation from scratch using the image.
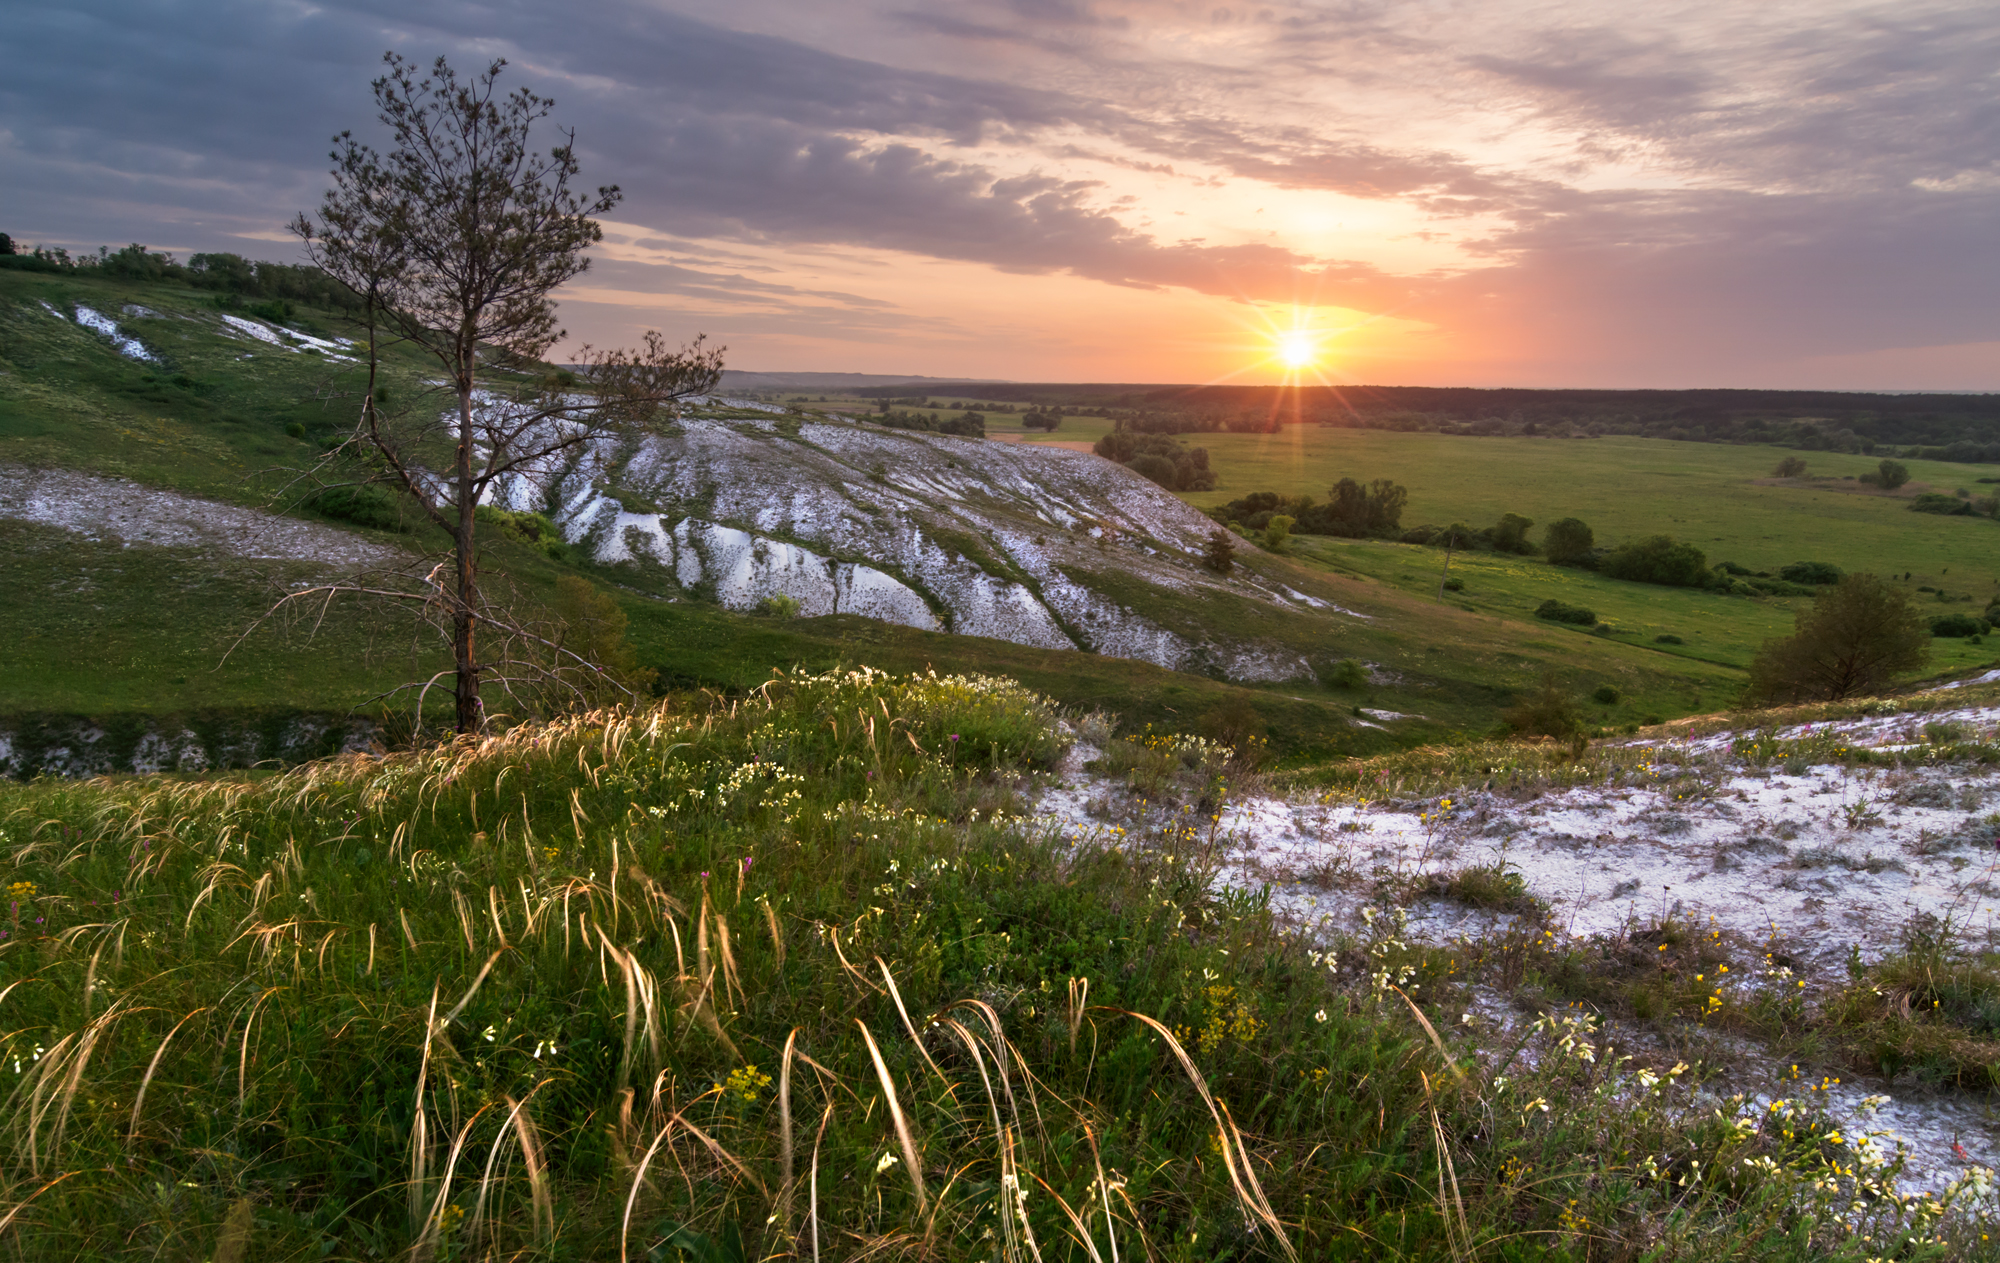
[1542,516,1595,567]
[756,593,801,618]
[1502,675,1583,739]
[1591,684,1621,704]
[1441,576,1464,591]
[1260,513,1294,553]
[475,504,568,559]
[1748,577,1815,597]
[1601,535,1709,587]
[1910,492,1976,516]
[306,484,411,533]
[1654,633,1683,644]
[1778,561,1843,585]
[1487,511,1535,553]
[1931,613,1986,638]
[1326,658,1369,690]
[1535,598,1596,625]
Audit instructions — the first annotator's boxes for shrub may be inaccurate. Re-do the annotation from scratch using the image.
[1196,696,1269,759]
[1260,514,1294,553]
[1746,574,1931,703]
[1748,577,1815,597]
[306,484,411,533]
[1715,560,1752,576]
[1601,535,1709,587]
[1199,528,1235,574]
[1503,675,1583,739]
[1535,599,1596,625]
[1591,685,1621,704]
[756,594,801,618]
[475,505,568,559]
[1543,517,1595,567]
[1326,658,1369,690]
[1778,561,1843,585]
[1488,511,1535,553]
[1441,576,1464,591]
[1910,492,1975,516]
[1875,458,1912,489]
[1426,864,1543,915]
[1772,455,1808,477]
[546,573,658,702]
[1931,613,1986,638]
[1654,633,1684,644]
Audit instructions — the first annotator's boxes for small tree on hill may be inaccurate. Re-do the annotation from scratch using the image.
[1261,514,1294,553]
[1543,517,1595,567]
[1745,574,1930,703]
[1875,459,1911,490]
[1491,512,1535,553]
[1772,455,1807,478]
[290,53,723,733]
[1503,674,1584,743]
[1201,528,1236,574]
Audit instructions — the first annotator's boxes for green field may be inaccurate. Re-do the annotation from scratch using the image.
[1184,428,2000,584]
[1288,535,2000,682]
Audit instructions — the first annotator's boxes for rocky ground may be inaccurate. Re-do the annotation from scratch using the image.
[1036,695,2000,1203]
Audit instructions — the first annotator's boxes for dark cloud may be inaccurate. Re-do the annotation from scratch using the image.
[2,0,1992,383]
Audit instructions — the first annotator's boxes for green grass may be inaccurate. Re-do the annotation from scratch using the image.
[4,268,1985,763]
[0,670,1977,1259]
[1285,534,2000,682]
[1184,429,2000,586]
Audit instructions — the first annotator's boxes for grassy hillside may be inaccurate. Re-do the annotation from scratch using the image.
[0,671,1967,1259]
[5,267,1989,766]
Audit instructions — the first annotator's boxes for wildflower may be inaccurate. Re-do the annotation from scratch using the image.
[875,1151,900,1175]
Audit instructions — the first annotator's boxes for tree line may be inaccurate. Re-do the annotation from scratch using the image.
[851,377,2000,467]
[0,237,362,313]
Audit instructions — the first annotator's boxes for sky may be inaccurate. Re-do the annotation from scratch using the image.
[3,0,1997,389]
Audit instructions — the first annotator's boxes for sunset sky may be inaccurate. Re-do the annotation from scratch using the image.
[4,0,1996,388]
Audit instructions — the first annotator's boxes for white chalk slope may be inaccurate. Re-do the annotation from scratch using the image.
[495,407,1345,681]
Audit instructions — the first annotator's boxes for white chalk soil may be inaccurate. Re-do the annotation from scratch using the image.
[1037,703,2000,1202]
[483,405,1347,683]
[0,465,405,570]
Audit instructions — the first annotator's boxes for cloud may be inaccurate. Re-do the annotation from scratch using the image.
[2,0,1993,384]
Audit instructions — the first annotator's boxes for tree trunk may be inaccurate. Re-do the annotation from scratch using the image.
[453,384,481,733]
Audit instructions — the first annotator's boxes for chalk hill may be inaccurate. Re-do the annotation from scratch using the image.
[511,403,1345,682]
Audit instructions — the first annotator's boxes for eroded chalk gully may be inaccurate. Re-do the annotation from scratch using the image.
[1035,703,2000,1202]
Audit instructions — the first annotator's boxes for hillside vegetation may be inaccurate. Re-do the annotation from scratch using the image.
[0,669,1977,1259]
[0,267,1823,765]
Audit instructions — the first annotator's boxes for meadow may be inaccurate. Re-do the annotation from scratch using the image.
[0,668,1975,1259]
[1182,428,2000,584]
[1288,535,2000,681]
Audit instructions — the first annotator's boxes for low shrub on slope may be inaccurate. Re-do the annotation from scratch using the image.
[0,670,1974,1259]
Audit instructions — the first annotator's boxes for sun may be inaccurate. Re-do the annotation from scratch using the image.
[1277,330,1318,369]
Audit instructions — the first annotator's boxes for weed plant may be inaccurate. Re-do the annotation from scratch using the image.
[0,669,1988,1257]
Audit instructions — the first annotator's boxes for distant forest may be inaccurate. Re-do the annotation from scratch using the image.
[856,382,2000,464]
